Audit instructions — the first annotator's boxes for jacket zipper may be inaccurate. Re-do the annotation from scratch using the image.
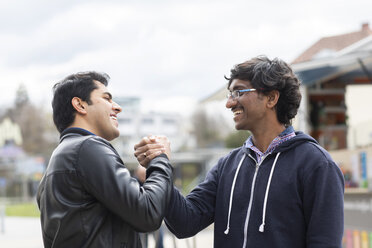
[242,154,269,248]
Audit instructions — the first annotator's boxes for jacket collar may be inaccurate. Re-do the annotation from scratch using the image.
[60,127,96,140]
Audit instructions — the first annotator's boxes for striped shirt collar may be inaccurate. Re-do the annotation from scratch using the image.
[244,126,296,163]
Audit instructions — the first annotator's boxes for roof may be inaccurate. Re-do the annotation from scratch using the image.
[292,23,372,64]
[201,51,372,103]
[293,52,372,86]
[201,24,372,103]
[200,86,227,103]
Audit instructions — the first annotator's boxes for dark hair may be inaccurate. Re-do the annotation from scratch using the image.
[225,56,301,126]
[52,71,110,133]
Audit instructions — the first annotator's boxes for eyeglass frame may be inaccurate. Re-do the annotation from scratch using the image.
[226,88,257,100]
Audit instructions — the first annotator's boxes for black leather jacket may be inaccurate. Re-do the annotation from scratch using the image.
[37,128,173,248]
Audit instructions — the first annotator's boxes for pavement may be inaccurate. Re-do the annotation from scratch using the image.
[0,216,213,248]
[0,217,43,248]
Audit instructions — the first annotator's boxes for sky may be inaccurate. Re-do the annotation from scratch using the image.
[1,0,372,116]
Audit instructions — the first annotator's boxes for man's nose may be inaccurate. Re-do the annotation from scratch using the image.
[112,101,122,113]
[225,97,237,109]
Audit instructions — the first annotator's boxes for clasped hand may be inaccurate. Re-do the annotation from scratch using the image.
[134,135,171,167]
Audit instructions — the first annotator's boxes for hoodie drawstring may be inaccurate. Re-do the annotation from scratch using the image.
[224,153,246,235]
[259,152,281,233]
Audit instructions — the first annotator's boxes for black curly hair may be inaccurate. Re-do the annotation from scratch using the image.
[225,55,302,126]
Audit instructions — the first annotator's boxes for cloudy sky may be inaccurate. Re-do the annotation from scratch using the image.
[1,0,372,115]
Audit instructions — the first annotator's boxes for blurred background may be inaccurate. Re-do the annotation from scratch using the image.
[1,0,372,247]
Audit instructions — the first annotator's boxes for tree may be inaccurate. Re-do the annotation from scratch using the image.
[225,130,250,148]
[14,83,30,109]
[191,106,231,148]
[1,84,58,159]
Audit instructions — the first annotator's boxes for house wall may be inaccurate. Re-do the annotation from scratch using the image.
[346,85,372,149]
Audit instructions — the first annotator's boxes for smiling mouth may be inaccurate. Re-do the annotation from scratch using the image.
[110,115,117,120]
[233,110,243,117]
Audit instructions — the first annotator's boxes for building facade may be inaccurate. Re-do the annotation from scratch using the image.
[112,97,195,164]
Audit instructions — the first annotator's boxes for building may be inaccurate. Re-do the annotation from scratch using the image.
[112,97,195,164]
[292,23,372,150]
[0,118,44,199]
[202,23,372,151]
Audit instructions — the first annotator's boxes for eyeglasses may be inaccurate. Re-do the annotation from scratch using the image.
[226,88,257,99]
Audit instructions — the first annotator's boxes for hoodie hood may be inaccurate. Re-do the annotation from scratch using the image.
[265,131,318,154]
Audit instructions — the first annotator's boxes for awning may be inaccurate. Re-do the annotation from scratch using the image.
[295,66,341,85]
[292,52,372,86]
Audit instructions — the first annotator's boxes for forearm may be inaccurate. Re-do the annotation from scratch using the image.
[165,187,203,238]
[130,155,174,232]
[165,172,217,238]
[80,140,174,232]
[305,162,344,247]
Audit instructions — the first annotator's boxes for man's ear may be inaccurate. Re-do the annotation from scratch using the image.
[267,90,280,109]
[71,97,88,115]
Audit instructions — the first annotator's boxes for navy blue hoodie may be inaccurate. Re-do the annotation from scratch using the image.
[165,132,344,247]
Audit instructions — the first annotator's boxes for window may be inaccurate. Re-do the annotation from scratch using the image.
[163,119,176,124]
[142,118,154,124]
[119,118,131,124]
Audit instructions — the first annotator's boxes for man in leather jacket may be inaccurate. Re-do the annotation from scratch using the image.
[37,71,173,248]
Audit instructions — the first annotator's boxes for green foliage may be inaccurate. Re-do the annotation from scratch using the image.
[192,107,228,148]
[225,130,250,148]
[5,202,40,217]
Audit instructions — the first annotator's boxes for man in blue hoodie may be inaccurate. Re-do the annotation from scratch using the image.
[135,56,344,247]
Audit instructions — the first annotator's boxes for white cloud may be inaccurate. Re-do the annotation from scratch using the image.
[1,0,372,115]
